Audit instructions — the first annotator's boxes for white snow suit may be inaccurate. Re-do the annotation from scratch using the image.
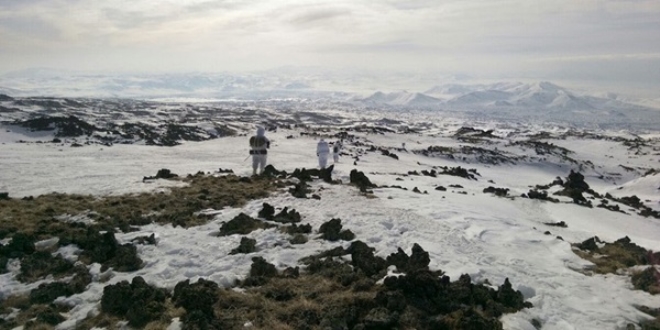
[249,127,270,175]
[317,139,330,169]
[332,142,341,163]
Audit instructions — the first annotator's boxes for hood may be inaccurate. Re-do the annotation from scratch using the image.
[256,126,265,137]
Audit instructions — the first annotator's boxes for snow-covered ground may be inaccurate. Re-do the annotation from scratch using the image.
[1,116,660,330]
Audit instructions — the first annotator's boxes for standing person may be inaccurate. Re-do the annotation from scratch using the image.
[249,126,270,175]
[316,138,330,169]
[332,141,342,163]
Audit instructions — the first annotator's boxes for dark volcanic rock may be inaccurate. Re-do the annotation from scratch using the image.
[438,166,480,180]
[350,169,376,192]
[497,278,529,310]
[131,233,157,245]
[283,223,312,235]
[289,234,308,245]
[143,168,178,182]
[421,170,437,177]
[78,231,142,272]
[262,164,287,178]
[483,186,509,197]
[349,241,388,277]
[229,237,257,255]
[435,186,447,191]
[28,265,92,303]
[576,236,601,251]
[13,115,97,137]
[0,192,8,200]
[290,168,314,182]
[173,278,224,329]
[289,182,311,198]
[386,243,431,273]
[617,195,645,208]
[219,213,275,236]
[249,256,278,278]
[272,207,302,224]
[29,282,72,304]
[35,305,67,326]
[173,278,219,317]
[243,256,279,286]
[363,307,397,328]
[544,221,567,228]
[631,267,660,294]
[0,256,7,274]
[382,270,531,324]
[258,203,276,220]
[290,165,335,183]
[217,168,234,174]
[454,126,496,138]
[319,218,355,242]
[565,170,589,191]
[18,251,74,282]
[102,276,169,327]
[525,189,559,202]
[0,232,36,259]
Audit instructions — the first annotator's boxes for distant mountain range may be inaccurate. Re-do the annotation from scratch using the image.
[357,81,659,113]
[1,70,659,130]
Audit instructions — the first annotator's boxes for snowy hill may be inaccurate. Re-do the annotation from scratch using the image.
[361,91,442,106]
[1,94,660,329]
[2,69,660,129]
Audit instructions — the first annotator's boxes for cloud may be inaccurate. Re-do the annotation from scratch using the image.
[529,53,660,62]
[287,7,352,26]
[0,0,659,92]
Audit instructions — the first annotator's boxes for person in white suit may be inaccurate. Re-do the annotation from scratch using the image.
[316,138,330,169]
[332,141,342,163]
[249,126,270,175]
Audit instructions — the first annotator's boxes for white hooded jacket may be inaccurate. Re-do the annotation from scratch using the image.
[317,139,330,156]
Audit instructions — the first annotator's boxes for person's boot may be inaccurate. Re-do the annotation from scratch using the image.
[252,168,257,176]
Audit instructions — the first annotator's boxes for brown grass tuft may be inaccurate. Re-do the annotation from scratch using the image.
[0,174,280,239]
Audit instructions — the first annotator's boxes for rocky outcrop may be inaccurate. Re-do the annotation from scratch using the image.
[319,218,355,242]
[219,213,275,236]
[101,276,169,327]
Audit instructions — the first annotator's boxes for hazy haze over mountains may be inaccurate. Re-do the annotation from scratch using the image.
[1,0,659,97]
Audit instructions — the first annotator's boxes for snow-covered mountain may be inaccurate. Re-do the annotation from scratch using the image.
[2,69,660,130]
[361,91,442,106]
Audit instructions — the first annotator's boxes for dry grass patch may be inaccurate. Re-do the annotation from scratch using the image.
[0,174,280,238]
[73,312,124,330]
[573,236,660,298]
[0,302,70,330]
[632,267,660,294]
[213,274,378,329]
[573,236,654,275]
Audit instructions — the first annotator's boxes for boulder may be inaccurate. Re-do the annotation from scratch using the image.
[350,169,376,192]
[483,186,509,197]
[219,213,274,236]
[102,276,168,327]
[229,237,257,255]
[319,218,355,242]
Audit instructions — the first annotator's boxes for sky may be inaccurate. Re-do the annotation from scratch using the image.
[0,0,659,94]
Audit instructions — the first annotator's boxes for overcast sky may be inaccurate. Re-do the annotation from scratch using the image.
[1,0,659,93]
